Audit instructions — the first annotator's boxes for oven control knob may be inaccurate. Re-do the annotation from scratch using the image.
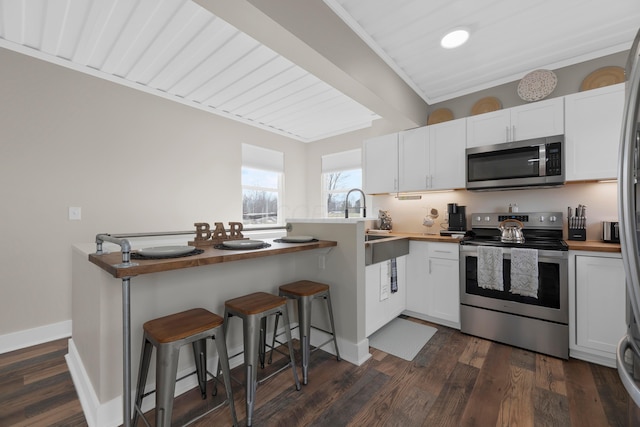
[549,215,557,222]
[475,216,482,222]
[539,216,545,222]
[485,216,491,222]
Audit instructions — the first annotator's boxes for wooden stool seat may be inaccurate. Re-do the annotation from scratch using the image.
[132,308,237,427]
[144,308,224,344]
[279,280,330,297]
[225,292,287,315]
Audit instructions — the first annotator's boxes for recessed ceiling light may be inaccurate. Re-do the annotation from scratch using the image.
[441,28,470,49]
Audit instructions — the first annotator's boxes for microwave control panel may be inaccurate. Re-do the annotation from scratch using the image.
[546,142,562,176]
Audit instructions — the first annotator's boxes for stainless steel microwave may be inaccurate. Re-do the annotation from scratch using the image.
[466,135,565,191]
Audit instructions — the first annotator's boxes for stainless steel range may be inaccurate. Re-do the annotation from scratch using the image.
[459,212,569,359]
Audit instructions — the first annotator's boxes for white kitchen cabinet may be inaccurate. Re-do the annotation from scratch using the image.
[570,251,626,367]
[398,126,429,192]
[466,97,564,148]
[377,118,466,194]
[405,241,460,328]
[363,133,398,194]
[564,83,624,181]
[398,120,466,192]
[365,256,406,336]
[429,118,466,190]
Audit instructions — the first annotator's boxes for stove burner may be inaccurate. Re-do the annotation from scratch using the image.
[462,211,568,251]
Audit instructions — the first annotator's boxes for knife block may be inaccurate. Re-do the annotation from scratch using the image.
[568,228,586,241]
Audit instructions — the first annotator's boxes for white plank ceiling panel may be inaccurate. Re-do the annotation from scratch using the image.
[325,0,640,103]
[0,0,378,142]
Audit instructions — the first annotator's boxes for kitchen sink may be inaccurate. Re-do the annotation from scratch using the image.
[364,235,409,265]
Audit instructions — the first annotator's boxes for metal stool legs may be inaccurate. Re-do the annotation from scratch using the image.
[271,287,341,385]
[223,300,300,427]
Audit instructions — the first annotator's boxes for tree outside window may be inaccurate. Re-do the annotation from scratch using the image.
[323,168,362,217]
[242,167,282,224]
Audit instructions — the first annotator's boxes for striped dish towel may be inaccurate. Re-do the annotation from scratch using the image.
[390,258,398,293]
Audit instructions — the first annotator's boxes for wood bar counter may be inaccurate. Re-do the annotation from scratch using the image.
[72,236,338,427]
[89,239,337,278]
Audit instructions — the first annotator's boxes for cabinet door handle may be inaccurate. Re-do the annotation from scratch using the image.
[426,175,429,188]
[505,126,509,141]
[394,178,398,191]
[512,125,516,141]
[428,259,432,274]
[434,250,451,254]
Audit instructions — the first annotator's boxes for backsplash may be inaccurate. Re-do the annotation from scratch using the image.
[370,182,617,241]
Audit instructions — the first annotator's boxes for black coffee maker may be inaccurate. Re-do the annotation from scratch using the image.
[448,203,467,231]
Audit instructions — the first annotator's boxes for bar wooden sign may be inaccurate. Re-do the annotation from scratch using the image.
[188,222,246,247]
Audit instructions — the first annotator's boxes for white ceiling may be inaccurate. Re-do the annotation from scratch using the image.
[325,0,640,103]
[1,0,639,142]
[0,0,379,142]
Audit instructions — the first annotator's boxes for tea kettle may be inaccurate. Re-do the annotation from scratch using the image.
[498,219,525,243]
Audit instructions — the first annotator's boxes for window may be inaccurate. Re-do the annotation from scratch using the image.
[242,144,284,225]
[321,149,362,217]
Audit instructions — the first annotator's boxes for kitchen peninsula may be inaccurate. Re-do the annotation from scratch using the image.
[68,219,378,426]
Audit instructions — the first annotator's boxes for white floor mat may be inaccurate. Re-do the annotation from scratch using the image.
[368,317,437,361]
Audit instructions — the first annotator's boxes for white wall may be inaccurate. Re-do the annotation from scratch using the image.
[0,47,308,340]
[369,182,618,240]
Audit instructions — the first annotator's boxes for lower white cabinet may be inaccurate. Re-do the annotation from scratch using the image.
[570,252,626,367]
[365,256,406,336]
[405,241,460,328]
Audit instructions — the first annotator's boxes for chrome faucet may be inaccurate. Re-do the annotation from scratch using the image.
[345,188,367,218]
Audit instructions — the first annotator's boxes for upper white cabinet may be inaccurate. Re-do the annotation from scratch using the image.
[398,126,429,192]
[564,83,624,181]
[466,97,564,148]
[366,118,466,194]
[429,118,466,190]
[363,133,398,194]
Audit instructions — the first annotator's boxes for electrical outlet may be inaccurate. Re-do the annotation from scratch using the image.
[69,207,82,220]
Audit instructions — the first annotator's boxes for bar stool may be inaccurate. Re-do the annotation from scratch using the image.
[270,280,340,385]
[132,308,237,427]
[221,292,300,427]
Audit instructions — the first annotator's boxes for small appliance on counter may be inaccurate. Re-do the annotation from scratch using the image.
[603,221,620,243]
[447,203,467,231]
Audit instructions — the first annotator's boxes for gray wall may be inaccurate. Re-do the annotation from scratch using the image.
[0,47,308,339]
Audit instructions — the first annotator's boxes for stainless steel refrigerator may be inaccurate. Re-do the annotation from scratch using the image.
[618,26,640,426]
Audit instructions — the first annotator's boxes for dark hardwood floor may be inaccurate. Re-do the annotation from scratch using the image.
[0,317,629,426]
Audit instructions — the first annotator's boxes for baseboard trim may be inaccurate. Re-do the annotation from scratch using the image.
[0,320,72,355]
[570,348,616,368]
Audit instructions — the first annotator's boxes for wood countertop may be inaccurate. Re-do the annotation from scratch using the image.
[382,232,463,243]
[376,232,622,253]
[89,239,337,279]
[566,240,621,253]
